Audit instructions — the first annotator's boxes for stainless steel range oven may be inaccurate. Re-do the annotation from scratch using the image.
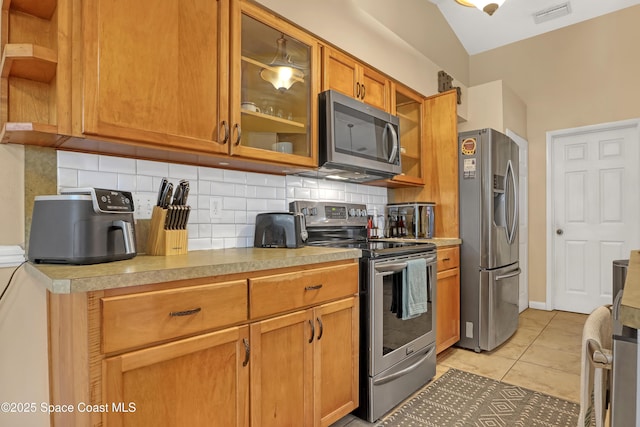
[290,201,437,422]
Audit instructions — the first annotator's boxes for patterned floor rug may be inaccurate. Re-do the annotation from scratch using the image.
[379,368,581,427]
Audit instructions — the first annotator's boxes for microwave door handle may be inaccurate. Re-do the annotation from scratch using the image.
[385,123,399,164]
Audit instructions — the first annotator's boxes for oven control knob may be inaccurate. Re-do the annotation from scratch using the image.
[349,208,356,217]
[310,207,317,216]
[361,210,368,217]
[301,207,309,216]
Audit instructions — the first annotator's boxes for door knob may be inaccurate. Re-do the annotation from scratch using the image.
[556,229,564,235]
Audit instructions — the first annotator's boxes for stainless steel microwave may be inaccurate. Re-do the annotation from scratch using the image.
[305,90,401,183]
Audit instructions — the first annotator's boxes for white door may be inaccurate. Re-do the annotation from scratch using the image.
[548,120,640,314]
[507,129,529,313]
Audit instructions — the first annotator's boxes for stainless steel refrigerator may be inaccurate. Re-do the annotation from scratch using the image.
[458,128,520,352]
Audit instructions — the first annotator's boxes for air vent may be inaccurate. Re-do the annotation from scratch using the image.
[533,2,571,24]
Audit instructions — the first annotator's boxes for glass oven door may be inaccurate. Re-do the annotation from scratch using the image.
[369,252,436,376]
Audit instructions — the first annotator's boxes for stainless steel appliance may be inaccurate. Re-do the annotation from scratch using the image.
[290,201,437,422]
[458,128,520,352]
[28,188,136,264]
[611,259,636,426]
[253,212,307,248]
[294,90,401,183]
[386,202,435,239]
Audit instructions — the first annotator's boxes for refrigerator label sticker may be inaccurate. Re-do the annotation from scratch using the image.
[461,138,477,155]
[463,158,476,179]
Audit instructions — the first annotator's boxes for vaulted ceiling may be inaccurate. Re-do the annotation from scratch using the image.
[430,0,640,54]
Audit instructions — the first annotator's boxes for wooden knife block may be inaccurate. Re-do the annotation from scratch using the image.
[146,206,188,256]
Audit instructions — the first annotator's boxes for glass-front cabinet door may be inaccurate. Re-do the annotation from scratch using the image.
[391,83,425,186]
[230,1,319,167]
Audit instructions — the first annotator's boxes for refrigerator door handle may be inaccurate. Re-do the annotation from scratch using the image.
[505,159,518,245]
[495,268,521,281]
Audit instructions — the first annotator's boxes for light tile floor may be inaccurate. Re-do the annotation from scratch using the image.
[332,308,588,426]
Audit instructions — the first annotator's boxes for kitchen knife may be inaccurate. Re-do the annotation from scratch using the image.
[157,177,169,207]
[179,180,189,205]
[172,184,184,206]
[173,179,189,205]
[161,182,173,208]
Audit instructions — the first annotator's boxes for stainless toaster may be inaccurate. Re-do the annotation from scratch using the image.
[254,212,307,248]
[28,188,137,264]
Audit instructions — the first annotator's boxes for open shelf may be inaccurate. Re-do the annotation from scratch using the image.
[1,122,60,146]
[1,44,57,82]
[2,0,56,20]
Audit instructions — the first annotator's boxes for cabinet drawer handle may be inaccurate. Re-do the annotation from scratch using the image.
[356,82,361,98]
[361,84,366,100]
[169,307,202,317]
[442,257,451,261]
[308,319,315,343]
[304,284,323,291]
[242,338,250,367]
[316,317,323,341]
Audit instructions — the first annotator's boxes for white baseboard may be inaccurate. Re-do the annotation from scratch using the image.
[528,301,551,311]
[0,245,25,268]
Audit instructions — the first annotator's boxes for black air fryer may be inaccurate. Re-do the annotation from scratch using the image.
[28,188,137,264]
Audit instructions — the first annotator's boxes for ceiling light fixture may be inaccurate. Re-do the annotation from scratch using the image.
[260,34,305,91]
[455,0,505,16]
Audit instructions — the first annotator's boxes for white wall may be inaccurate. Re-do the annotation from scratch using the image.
[0,266,50,427]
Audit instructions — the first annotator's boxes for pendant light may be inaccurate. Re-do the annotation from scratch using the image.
[455,0,505,16]
[260,34,304,91]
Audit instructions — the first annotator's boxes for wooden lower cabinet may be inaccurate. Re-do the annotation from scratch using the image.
[250,297,359,427]
[315,298,359,427]
[103,326,250,426]
[436,246,461,354]
[48,260,359,427]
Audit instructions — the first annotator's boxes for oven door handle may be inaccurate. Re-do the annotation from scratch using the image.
[375,263,408,274]
[372,346,435,386]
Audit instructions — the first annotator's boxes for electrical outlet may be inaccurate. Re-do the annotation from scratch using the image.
[134,194,156,220]
[210,197,223,220]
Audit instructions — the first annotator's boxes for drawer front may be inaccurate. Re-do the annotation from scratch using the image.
[102,280,247,353]
[437,246,460,272]
[250,263,358,319]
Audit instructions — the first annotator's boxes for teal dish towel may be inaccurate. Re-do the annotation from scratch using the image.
[402,258,428,320]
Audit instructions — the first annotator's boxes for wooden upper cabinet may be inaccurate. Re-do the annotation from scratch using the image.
[322,46,390,112]
[82,0,230,154]
[424,90,459,238]
[229,0,319,167]
[390,83,425,186]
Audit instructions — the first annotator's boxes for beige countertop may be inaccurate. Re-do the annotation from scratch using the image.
[26,246,362,294]
[620,249,640,329]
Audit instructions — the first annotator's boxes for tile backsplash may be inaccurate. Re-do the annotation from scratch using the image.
[57,152,388,250]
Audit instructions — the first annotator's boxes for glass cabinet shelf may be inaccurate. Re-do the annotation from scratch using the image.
[241,109,305,133]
